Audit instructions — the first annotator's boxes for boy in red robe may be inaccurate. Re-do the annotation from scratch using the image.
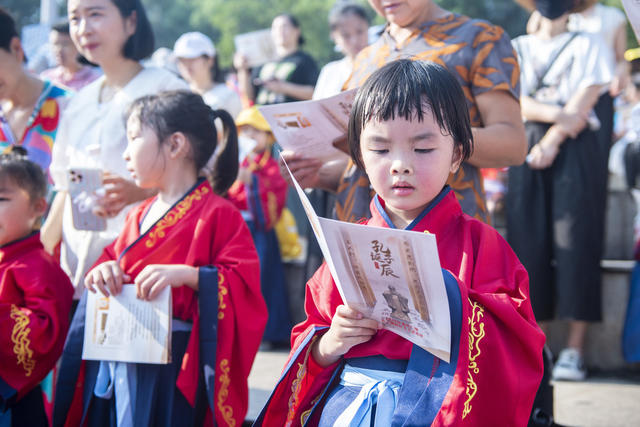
[227,106,292,347]
[0,150,73,425]
[255,60,544,426]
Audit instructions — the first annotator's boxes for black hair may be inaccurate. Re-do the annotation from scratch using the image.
[0,147,47,202]
[274,13,305,46]
[348,59,474,170]
[52,21,70,35]
[209,54,224,84]
[110,0,155,60]
[0,8,19,53]
[126,90,238,195]
[329,2,370,31]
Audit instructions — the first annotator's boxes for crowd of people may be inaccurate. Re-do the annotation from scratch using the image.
[0,0,637,425]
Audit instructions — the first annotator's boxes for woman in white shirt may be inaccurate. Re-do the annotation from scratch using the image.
[508,0,615,382]
[312,2,370,100]
[43,0,186,297]
[173,31,242,118]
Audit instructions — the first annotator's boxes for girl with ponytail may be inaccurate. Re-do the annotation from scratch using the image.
[54,90,267,426]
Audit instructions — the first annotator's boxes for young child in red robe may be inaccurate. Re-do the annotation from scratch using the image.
[0,150,73,426]
[256,60,544,426]
[53,91,267,426]
[227,107,292,348]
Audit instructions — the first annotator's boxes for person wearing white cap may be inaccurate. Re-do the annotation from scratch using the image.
[173,31,242,118]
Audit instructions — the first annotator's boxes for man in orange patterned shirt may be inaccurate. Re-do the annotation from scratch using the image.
[283,0,527,223]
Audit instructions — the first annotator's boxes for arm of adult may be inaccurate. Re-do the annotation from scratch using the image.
[467,90,528,168]
[261,79,315,101]
[610,21,630,96]
[93,173,156,218]
[40,191,65,254]
[233,53,255,103]
[279,150,349,192]
[527,84,603,169]
[521,95,589,138]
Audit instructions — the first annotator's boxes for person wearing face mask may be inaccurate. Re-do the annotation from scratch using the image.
[40,21,101,91]
[508,0,615,383]
[42,0,186,301]
[173,31,242,118]
[227,106,293,350]
[234,13,319,106]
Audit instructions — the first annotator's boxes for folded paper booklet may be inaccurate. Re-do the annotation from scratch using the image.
[283,161,452,362]
[258,89,357,161]
[83,285,172,364]
[234,29,277,67]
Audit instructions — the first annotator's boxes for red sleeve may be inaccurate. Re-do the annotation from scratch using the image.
[437,222,544,426]
[0,258,73,399]
[251,159,288,230]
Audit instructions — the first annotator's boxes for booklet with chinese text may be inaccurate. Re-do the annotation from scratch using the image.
[283,161,452,362]
[258,89,357,161]
[83,285,171,364]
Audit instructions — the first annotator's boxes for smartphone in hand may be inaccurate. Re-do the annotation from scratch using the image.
[68,168,107,231]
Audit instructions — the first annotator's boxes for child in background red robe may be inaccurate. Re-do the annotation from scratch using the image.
[255,60,544,426]
[0,152,73,426]
[227,106,292,346]
[53,91,267,426]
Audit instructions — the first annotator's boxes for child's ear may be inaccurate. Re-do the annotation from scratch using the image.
[450,144,463,174]
[168,132,190,159]
[32,197,47,218]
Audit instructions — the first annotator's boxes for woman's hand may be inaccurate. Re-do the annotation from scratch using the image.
[279,150,323,188]
[554,111,588,138]
[85,261,131,297]
[312,305,379,367]
[135,264,198,301]
[93,173,154,218]
[527,140,560,170]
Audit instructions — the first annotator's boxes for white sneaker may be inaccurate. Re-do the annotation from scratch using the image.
[552,348,587,381]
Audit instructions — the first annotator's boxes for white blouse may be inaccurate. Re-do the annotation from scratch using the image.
[513,31,615,106]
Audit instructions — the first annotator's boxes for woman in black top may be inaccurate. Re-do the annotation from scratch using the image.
[235,13,318,105]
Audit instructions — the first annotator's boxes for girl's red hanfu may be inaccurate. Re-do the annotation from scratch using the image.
[255,187,545,426]
[0,232,73,425]
[54,179,267,426]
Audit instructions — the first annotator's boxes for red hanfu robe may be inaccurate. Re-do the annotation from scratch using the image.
[54,179,267,426]
[0,232,73,406]
[227,150,288,231]
[256,188,544,426]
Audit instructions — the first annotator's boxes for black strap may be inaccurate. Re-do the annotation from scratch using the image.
[528,32,579,96]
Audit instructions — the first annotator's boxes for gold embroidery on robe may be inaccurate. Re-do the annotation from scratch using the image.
[145,186,209,248]
[217,359,235,426]
[463,299,485,419]
[10,304,35,377]
[218,272,227,320]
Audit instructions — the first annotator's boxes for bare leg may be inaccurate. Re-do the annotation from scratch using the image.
[566,320,588,353]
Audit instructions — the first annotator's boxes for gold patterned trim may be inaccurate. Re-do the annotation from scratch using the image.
[217,358,235,426]
[10,304,35,377]
[218,272,227,320]
[145,185,209,248]
[286,335,318,426]
[462,299,486,419]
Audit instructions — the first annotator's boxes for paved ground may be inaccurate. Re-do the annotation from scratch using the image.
[246,350,640,426]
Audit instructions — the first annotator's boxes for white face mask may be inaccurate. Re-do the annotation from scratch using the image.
[238,135,258,161]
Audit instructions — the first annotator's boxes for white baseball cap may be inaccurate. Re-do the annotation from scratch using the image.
[173,32,216,59]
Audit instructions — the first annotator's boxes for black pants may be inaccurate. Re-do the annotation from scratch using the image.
[506,121,607,321]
